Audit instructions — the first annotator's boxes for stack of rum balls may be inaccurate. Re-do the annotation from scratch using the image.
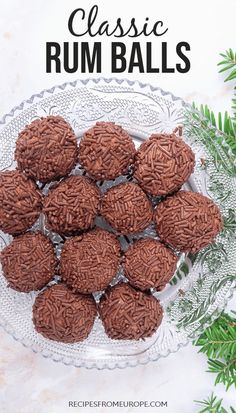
[0,116,223,344]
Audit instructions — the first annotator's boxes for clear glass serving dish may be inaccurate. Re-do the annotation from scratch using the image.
[0,78,235,369]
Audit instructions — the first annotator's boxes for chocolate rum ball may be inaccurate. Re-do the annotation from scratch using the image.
[15,116,78,182]
[124,238,178,291]
[78,122,136,180]
[0,170,42,235]
[101,182,153,234]
[33,283,97,343]
[43,175,100,235]
[134,133,195,196]
[1,232,57,292]
[60,228,121,294]
[155,190,223,253]
[98,283,163,340]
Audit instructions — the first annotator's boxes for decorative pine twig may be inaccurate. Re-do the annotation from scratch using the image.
[186,50,236,168]
[218,49,236,82]
[218,49,236,120]
[195,312,236,390]
[195,393,236,413]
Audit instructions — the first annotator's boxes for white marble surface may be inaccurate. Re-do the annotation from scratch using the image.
[0,1,235,412]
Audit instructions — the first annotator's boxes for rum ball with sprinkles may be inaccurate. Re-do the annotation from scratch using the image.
[78,122,136,180]
[60,228,121,294]
[134,133,195,196]
[155,190,223,253]
[15,116,78,182]
[33,284,97,343]
[124,238,178,291]
[0,170,42,235]
[43,175,100,235]
[0,232,57,293]
[98,283,163,340]
[101,182,153,234]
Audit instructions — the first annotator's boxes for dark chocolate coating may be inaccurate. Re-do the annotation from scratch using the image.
[134,133,195,196]
[101,182,153,234]
[78,122,136,180]
[15,116,78,182]
[124,238,178,291]
[99,283,163,340]
[43,175,100,235]
[33,283,97,343]
[1,232,57,292]
[60,228,121,294]
[155,190,223,252]
[0,170,42,235]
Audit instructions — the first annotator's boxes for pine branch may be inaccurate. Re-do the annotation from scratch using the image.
[218,49,236,119]
[195,312,236,390]
[218,49,236,82]
[208,358,236,390]
[195,393,236,413]
[195,312,236,359]
[191,103,236,156]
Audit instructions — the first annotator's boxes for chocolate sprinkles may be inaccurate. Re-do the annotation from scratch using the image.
[43,175,100,235]
[0,170,42,235]
[98,283,163,340]
[134,133,195,196]
[155,190,223,253]
[0,114,225,344]
[1,232,57,292]
[60,228,121,294]
[33,284,97,343]
[124,238,178,291]
[15,116,78,182]
[101,182,153,234]
[78,122,136,180]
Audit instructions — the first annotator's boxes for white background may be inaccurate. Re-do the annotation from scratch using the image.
[0,1,235,412]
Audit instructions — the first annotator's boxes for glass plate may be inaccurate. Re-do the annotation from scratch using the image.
[0,78,235,370]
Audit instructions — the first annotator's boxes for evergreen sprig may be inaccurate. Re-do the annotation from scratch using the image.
[195,393,236,413]
[218,49,236,120]
[195,312,236,390]
[191,103,236,155]
[218,49,236,82]
[190,50,236,160]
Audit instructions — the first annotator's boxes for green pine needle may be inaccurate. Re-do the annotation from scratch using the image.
[195,393,235,413]
[233,88,236,121]
[195,312,236,390]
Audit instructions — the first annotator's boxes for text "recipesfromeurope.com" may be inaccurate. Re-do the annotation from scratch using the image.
[68,400,168,408]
